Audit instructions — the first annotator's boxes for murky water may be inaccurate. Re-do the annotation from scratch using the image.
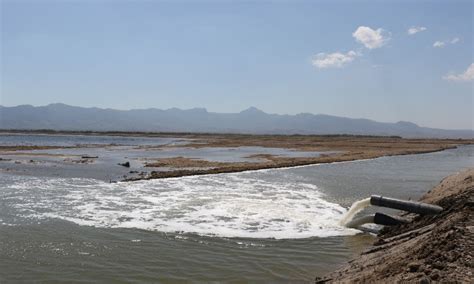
[0,133,187,147]
[0,135,472,282]
[0,134,333,181]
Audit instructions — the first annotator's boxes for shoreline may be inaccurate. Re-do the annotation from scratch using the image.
[317,168,474,283]
[1,130,472,182]
[125,145,461,181]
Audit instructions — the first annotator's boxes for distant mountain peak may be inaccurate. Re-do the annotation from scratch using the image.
[165,107,208,114]
[48,103,71,107]
[240,107,265,114]
[189,107,208,113]
[396,121,419,128]
[0,104,472,138]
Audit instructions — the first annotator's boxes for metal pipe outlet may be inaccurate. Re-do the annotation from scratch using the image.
[345,212,408,228]
[370,195,442,215]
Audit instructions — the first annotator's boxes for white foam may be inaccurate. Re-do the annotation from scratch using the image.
[339,197,371,226]
[5,172,358,239]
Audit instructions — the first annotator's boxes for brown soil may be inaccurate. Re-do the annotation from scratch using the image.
[0,145,71,151]
[0,152,80,158]
[169,134,471,153]
[317,169,474,283]
[126,143,465,180]
[145,157,228,168]
[131,134,472,180]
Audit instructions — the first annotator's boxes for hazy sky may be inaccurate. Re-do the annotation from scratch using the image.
[1,0,473,129]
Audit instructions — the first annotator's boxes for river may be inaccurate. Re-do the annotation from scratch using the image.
[0,139,472,282]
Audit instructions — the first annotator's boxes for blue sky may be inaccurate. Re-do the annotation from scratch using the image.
[1,0,473,129]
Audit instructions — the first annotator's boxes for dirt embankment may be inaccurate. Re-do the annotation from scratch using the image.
[317,169,474,283]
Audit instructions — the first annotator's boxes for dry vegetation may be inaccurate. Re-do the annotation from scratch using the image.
[0,145,71,151]
[174,134,470,153]
[145,157,229,168]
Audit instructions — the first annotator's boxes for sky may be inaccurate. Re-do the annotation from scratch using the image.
[1,0,473,130]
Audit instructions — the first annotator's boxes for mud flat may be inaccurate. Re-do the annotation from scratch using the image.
[128,135,472,180]
[1,131,473,181]
[317,169,474,283]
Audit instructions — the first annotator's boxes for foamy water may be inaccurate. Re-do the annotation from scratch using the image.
[4,172,357,239]
[338,197,371,226]
[2,145,473,282]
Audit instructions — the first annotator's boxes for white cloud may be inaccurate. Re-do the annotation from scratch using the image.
[443,63,474,82]
[352,26,390,49]
[433,38,460,48]
[451,37,460,44]
[311,50,359,69]
[408,26,427,35]
[433,41,445,48]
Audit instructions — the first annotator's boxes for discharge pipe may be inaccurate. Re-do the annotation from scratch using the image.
[370,195,442,215]
[345,212,408,229]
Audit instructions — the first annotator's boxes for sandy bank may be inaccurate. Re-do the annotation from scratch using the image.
[317,169,474,283]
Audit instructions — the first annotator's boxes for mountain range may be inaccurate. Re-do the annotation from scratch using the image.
[0,103,472,138]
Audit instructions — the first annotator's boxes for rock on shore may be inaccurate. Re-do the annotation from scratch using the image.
[317,169,474,283]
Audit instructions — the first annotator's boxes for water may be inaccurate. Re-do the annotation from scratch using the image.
[1,174,354,239]
[339,198,371,226]
[0,133,188,147]
[0,134,334,181]
[0,137,472,282]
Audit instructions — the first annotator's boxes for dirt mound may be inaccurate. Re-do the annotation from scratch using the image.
[317,169,474,283]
